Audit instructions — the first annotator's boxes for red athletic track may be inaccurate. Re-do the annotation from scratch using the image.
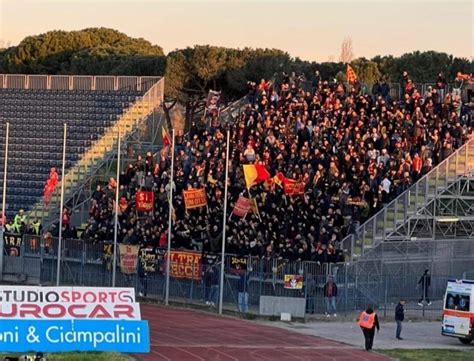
[135,304,388,361]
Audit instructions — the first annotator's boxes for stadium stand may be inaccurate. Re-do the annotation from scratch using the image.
[0,74,163,234]
[83,71,472,263]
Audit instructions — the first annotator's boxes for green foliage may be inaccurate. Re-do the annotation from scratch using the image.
[380,349,474,361]
[1,28,472,104]
[2,28,164,74]
[371,51,473,83]
[351,58,381,84]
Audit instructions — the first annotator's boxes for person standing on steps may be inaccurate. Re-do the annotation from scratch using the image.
[418,269,431,306]
[358,305,380,351]
[395,299,406,340]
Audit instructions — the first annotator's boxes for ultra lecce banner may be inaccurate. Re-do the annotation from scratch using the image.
[183,188,207,209]
[167,250,202,280]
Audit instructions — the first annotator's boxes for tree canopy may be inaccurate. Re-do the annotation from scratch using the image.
[0,28,472,102]
[1,28,165,75]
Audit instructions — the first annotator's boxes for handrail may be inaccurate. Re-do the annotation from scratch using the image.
[0,74,162,92]
[28,78,165,228]
[340,134,474,261]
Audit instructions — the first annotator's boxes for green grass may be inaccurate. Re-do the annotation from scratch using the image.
[2,353,133,361]
[380,349,474,361]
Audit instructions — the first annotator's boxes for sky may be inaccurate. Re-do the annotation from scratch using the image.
[0,0,472,62]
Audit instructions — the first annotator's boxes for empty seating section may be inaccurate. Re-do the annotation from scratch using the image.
[0,88,144,216]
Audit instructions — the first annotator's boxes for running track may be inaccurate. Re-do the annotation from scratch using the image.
[135,304,389,361]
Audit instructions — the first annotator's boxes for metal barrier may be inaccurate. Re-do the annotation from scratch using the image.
[1,235,468,317]
[0,74,162,92]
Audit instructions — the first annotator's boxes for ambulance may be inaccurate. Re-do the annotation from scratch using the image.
[441,279,474,344]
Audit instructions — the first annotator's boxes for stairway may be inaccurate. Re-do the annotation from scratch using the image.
[28,79,164,226]
[342,136,474,261]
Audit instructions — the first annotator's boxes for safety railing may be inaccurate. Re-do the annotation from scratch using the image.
[341,136,474,262]
[0,74,162,92]
[27,77,165,225]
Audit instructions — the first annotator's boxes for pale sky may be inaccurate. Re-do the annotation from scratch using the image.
[0,0,473,62]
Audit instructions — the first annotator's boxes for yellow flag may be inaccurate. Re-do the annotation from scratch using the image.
[243,165,258,190]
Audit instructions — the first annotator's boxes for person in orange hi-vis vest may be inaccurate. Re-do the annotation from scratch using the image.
[358,305,380,351]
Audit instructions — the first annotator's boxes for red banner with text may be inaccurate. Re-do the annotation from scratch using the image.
[166,250,202,280]
[136,191,154,212]
[183,188,207,209]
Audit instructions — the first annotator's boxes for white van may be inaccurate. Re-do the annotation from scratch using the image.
[441,279,473,344]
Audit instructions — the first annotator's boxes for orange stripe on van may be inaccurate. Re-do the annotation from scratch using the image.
[443,309,473,318]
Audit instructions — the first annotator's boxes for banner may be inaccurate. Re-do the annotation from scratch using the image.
[167,251,202,280]
[232,196,251,218]
[0,286,148,353]
[0,302,141,320]
[206,90,221,110]
[136,191,154,212]
[183,188,207,209]
[230,256,247,271]
[284,275,304,289]
[346,64,358,84]
[283,179,305,196]
[0,319,149,353]
[0,286,136,304]
[3,233,22,257]
[139,247,160,273]
[119,245,139,274]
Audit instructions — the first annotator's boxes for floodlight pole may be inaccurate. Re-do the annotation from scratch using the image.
[218,130,231,315]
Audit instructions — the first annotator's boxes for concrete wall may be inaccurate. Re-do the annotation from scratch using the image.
[259,296,306,318]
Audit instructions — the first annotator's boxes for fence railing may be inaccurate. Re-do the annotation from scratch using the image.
[2,234,469,317]
[0,74,162,92]
[340,136,474,261]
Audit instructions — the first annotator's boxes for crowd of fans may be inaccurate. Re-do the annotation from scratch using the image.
[81,70,471,264]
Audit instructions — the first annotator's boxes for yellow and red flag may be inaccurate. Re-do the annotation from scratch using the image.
[346,64,358,84]
[243,164,270,190]
[162,127,171,146]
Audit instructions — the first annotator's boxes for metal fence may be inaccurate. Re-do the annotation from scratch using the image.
[0,74,162,92]
[1,235,470,318]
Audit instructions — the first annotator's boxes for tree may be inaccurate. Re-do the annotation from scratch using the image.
[351,58,381,84]
[2,28,164,74]
[339,37,354,64]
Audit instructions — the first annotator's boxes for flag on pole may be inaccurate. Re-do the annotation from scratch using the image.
[162,127,171,146]
[243,164,270,190]
[250,198,261,220]
[273,172,285,188]
[346,64,358,84]
[231,196,252,218]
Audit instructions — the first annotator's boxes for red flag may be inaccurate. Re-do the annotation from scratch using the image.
[255,164,270,183]
[162,127,171,146]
